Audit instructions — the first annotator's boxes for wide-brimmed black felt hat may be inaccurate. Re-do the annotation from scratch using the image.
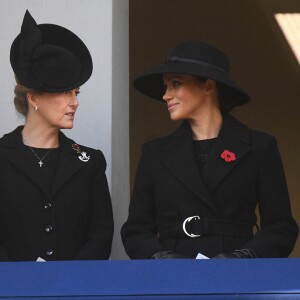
[133,40,250,109]
[10,10,93,92]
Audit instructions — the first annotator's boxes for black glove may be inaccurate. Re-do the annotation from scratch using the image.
[151,250,191,259]
[213,252,238,259]
[213,249,258,259]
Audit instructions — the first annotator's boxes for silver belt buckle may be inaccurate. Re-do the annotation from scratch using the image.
[182,215,201,238]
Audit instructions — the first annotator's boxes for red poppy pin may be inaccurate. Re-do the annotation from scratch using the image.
[72,143,81,154]
[221,149,236,163]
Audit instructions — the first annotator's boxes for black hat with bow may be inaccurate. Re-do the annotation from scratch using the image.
[10,10,93,92]
[133,40,250,110]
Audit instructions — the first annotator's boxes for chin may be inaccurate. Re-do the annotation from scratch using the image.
[61,124,74,129]
[170,113,184,121]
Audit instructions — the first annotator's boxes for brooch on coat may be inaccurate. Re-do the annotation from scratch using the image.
[72,143,90,162]
[221,149,236,162]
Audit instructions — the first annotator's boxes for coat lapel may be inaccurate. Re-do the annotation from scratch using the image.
[160,122,218,212]
[9,147,51,197]
[51,132,85,195]
[0,127,51,197]
[202,115,251,193]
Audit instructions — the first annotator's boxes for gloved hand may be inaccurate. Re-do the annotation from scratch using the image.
[213,252,238,259]
[151,250,191,259]
[213,249,258,259]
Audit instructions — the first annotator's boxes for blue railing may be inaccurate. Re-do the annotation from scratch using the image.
[0,259,299,299]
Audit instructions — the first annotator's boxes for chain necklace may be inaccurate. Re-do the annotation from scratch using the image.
[29,147,53,167]
[22,135,56,167]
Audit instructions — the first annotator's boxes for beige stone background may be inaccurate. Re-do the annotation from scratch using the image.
[129,0,300,257]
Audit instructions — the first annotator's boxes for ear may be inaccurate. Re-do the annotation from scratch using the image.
[203,80,218,99]
[27,92,38,109]
[204,79,217,91]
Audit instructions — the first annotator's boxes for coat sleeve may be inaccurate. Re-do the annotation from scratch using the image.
[75,150,114,260]
[121,144,165,259]
[242,137,298,257]
[0,246,10,261]
[0,183,12,261]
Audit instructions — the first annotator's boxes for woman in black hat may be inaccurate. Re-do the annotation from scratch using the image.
[121,40,298,259]
[0,11,113,261]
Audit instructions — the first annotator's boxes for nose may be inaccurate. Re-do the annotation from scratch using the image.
[71,97,79,108]
[162,86,173,102]
[69,92,79,108]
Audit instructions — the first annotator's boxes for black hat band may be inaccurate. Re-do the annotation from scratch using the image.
[166,56,228,75]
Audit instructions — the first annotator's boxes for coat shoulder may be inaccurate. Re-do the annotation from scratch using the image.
[141,133,179,156]
[141,122,190,152]
[0,126,23,148]
[142,135,169,150]
[248,127,278,149]
[225,115,278,148]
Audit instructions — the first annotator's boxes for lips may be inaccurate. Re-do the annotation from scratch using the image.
[167,103,178,111]
[65,112,75,117]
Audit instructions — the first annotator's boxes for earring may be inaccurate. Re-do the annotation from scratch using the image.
[34,106,38,111]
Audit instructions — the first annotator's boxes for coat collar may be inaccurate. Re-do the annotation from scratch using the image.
[160,115,251,212]
[0,126,86,197]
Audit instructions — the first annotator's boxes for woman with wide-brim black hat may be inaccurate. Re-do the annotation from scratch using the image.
[0,11,113,261]
[121,40,298,259]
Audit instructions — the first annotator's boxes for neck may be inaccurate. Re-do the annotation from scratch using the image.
[188,110,223,140]
[22,123,59,148]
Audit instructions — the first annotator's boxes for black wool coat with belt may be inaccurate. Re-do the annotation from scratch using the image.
[0,126,114,261]
[121,115,298,258]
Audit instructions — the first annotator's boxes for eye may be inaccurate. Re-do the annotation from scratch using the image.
[172,80,181,87]
[75,90,80,96]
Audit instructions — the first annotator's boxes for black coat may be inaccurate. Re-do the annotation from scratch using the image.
[0,127,113,261]
[121,115,298,258]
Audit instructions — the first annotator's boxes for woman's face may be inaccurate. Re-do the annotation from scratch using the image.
[31,88,80,129]
[162,73,210,121]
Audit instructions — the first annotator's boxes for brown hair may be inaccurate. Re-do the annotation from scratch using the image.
[194,75,233,114]
[14,79,40,117]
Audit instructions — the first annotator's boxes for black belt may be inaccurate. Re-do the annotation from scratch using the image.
[158,215,255,240]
